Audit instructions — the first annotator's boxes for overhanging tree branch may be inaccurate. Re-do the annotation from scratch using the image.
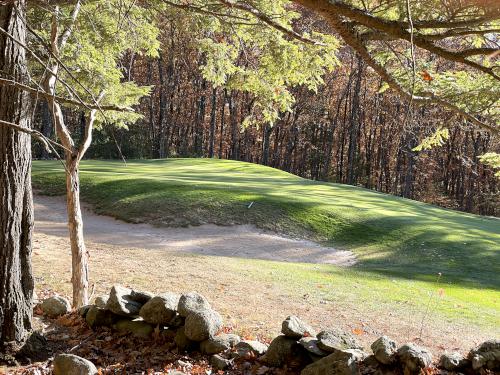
[294,0,499,80]
[0,78,134,112]
[307,10,498,134]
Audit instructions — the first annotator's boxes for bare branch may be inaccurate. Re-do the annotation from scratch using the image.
[0,78,133,112]
[0,119,71,154]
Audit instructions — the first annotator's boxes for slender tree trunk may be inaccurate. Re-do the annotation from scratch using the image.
[208,88,217,158]
[218,90,227,159]
[65,157,89,307]
[0,0,34,345]
[39,101,53,159]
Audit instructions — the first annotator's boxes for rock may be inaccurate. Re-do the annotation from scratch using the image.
[175,326,198,352]
[282,315,316,339]
[300,337,329,357]
[316,329,362,353]
[468,339,500,370]
[94,295,108,308]
[233,340,268,357]
[32,291,39,306]
[41,296,71,318]
[113,319,153,338]
[262,335,301,367]
[210,354,232,371]
[78,305,92,318]
[439,352,469,371]
[397,344,432,374]
[85,306,118,328]
[106,285,152,317]
[168,314,185,328]
[178,292,211,317]
[53,354,98,375]
[301,349,366,375]
[200,333,241,354]
[371,336,397,365]
[139,293,180,325]
[184,309,222,342]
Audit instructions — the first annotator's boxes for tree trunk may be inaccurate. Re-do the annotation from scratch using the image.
[0,0,34,345]
[208,88,217,158]
[65,157,89,307]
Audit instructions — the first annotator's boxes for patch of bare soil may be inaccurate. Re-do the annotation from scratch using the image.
[19,195,494,374]
[35,195,356,265]
[32,233,491,356]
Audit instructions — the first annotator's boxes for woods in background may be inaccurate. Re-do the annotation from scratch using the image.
[31,9,499,217]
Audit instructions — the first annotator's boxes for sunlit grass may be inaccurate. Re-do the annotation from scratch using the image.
[32,158,500,327]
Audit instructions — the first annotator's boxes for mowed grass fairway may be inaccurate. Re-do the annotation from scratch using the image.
[32,159,499,334]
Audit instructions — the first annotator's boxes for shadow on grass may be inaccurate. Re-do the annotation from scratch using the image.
[31,161,500,292]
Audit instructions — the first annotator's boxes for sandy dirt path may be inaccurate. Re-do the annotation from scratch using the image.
[34,195,356,265]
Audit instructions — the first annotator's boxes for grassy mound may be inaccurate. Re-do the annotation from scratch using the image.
[32,159,499,327]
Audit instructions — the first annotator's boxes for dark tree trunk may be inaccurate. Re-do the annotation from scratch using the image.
[0,0,34,345]
[229,93,239,160]
[208,88,217,158]
[39,101,53,159]
[158,54,167,158]
[218,90,227,159]
[262,123,273,166]
[347,55,363,185]
[194,79,207,157]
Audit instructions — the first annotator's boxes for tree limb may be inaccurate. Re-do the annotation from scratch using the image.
[295,0,499,79]
[303,10,498,134]
[0,78,134,112]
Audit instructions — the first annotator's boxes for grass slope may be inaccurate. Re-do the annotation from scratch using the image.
[32,159,500,327]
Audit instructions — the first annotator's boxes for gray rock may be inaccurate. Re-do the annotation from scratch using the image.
[300,337,329,357]
[282,315,316,339]
[94,295,108,308]
[106,285,148,317]
[317,329,362,353]
[233,340,268,358]
[139,293,180,325]
[78,305,92,318]
[371,336,397,365]
[113,319,153,338]
[439,352,469,371]
[184,309,222,342]
[85,306,118,329]
[178,292,211,317]
[53,354,97,375]
[210,354,232,371]
[301,349,366,375]
[200,333,241,354]
[41,296,71,318]
[262,335,300,367]
[468,339,500,370]
[175,326,198,352]
[397,344,432,374]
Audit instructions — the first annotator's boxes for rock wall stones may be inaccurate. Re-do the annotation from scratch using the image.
[41,286,498,374]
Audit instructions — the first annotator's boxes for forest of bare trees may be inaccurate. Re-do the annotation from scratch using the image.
[32,20,498,216]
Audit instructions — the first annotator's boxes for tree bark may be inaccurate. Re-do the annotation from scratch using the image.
[0,0,34,345]
[65,157,88,306]
[208,88,217,158]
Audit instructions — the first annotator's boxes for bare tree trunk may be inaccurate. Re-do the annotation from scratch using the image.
[0,0,34,345]
[208,88,217,158]
[65,157,88,307]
